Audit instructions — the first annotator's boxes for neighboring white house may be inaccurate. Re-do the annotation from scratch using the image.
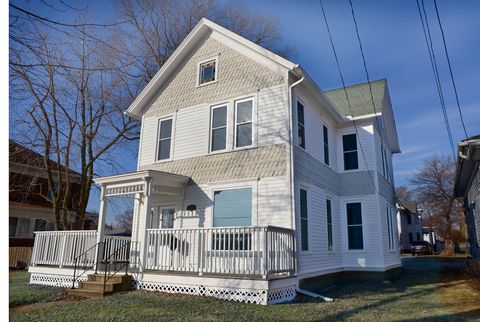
[28,18,401,304]
[396,199,423,252]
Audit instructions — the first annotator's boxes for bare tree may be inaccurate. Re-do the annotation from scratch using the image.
[409,155,465,254]
[395,185,415,201]
[115,209,134,231]
[10,8,138,230]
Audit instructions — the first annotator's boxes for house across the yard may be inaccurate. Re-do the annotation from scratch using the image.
[396,199,423,252]
[28,18,401,305]
[454,135,480,260]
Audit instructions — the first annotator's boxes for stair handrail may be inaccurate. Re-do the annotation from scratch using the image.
[72,241,103,289]
[102,239,131,293]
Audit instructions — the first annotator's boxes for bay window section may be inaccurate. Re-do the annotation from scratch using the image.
[346,202,363,250]
[157,118,173,161]
[235,99,253,148]
[343,133,358,170]
[211,105,227,152]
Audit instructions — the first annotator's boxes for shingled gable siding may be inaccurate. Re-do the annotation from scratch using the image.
[144,37,284,118]
[139,143,287,184]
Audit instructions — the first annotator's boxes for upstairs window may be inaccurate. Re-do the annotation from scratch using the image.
[235,98,253,148]
[211,105,227,152]
[323,125,329,165]
[343,133,358,170]
[157,118,173,161]
[199,59,217,85]
[297,101,306,149]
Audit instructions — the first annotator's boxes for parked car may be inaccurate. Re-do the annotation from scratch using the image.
[411,241,433,255]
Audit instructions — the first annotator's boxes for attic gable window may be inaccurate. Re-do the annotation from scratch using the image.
[198,58,217,86]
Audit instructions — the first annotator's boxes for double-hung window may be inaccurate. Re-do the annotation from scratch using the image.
[235,98,253,148]
[323,125,329,165]
[386,206,394,250]
[326,199,333,251]
[211,105,227,152]
[300,188,309,251]
[343,134,358,170]
[297,101,306,149]
[157,118,173,161]
[346,202,363,250]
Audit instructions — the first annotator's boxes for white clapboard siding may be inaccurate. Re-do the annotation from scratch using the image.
[257,84,288,147]
[174,105,210,160]
[257,176,291,228]
[139,116,158,167]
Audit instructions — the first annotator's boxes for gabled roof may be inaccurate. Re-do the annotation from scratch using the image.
[323,79,387,117]
[397,199,418,214]
[125,18,296,119]
[9,140,81,176]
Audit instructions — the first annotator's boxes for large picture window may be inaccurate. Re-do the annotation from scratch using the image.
[235,99,253,148]
[213,188,252,227]
[346,202,363,250]
[157,118,173,161]
[300,188,308,251]
[211,105,227,152]
[343,133,358,170]
[297,101,306,149]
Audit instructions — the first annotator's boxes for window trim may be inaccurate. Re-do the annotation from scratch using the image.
[234,97,255,150]
[342,133,359,171]
[210,104,229,153]
[296,100,306,149]
[345,201,365,251]
[197,56,218,87]
[155,116,175,162]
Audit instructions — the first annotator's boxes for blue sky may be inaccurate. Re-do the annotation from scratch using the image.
[12,1,480,222]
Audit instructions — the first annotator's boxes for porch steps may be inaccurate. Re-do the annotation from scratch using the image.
[66,274,132,298]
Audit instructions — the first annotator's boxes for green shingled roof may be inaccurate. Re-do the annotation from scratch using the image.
[323,79,387,117]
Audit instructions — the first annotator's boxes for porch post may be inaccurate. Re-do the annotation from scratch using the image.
[94,184,107,273]
[138,177,152,273]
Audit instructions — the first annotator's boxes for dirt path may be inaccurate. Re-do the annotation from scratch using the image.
[10,300,69,314]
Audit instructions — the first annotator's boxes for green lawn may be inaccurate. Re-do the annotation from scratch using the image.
[9,257,480,321]
[9,270,65,306]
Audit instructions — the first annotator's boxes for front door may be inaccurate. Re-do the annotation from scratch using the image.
[160,207,175,228]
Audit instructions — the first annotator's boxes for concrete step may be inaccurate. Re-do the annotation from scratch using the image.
[66,287,113,298]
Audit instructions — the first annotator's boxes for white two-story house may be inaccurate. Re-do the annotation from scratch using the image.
[29,18,401,305]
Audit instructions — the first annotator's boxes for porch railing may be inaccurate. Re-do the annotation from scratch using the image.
[145,226,295,278]
[31,231,131,268]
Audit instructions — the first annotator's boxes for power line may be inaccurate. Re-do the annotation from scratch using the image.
[416,0,456,159]
[347,0,386,150]
[9,3,129,28]
[319,0,377,194]
[432,0,469,141]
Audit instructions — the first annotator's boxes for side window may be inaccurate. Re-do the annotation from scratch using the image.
[157,118,173,161]
[323,125,329,165]
[297,101,306,149]
[343,134,358,170]
[326,199,333,251]
[211,105,227,152]
[235,99,253,148]
[300,188,309,251]
[346,202,363,250]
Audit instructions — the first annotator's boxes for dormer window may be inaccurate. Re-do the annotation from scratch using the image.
[198,58,217,86]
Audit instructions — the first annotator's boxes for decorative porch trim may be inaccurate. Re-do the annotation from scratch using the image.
[105,184,144,197]
[30,273,87,288]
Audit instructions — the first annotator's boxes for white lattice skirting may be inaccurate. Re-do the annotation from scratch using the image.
[133,280,296,305]
[29,272,296,305]
[30,273,87,288]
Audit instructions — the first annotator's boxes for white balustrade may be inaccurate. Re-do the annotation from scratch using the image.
[145,226,295,278]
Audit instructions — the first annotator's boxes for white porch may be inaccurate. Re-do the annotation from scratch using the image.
[29,170,297,304]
